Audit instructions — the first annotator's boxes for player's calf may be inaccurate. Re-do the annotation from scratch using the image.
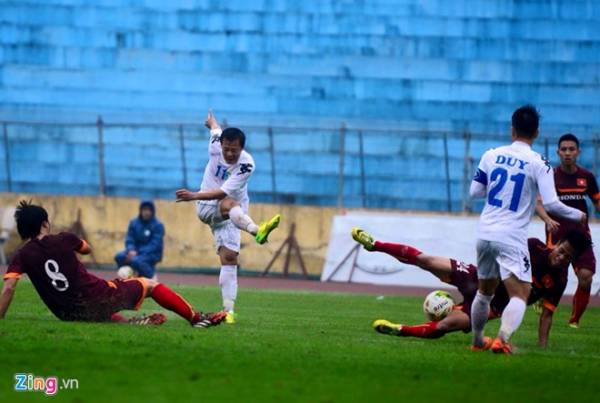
[570,268,593,326]
[146,282,226,328]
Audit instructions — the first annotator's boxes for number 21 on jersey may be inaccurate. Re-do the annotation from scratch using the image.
[487,167,525,212]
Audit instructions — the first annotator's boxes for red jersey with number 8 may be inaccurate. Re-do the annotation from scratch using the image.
[4,232,114,320]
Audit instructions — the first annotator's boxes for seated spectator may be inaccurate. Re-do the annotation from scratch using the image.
[115,201,164,279]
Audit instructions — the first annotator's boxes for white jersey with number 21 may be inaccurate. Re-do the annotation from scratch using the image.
[473,141,557,248]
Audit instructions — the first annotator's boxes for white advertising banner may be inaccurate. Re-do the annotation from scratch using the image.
[321,212,600,296]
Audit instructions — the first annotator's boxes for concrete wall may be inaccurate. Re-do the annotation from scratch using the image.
[0,193,336,275]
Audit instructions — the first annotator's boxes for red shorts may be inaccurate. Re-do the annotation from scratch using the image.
[572,245,596,274]
[447,260,479,317]
[71,278,147,322]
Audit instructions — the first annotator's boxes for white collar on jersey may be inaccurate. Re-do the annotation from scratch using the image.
[512,140,532,149]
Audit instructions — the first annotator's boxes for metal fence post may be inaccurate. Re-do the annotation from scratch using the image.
[443,133,452,212]
[178,125,188,188]
[462,129,472,212]
[358,130,366,208]
[337,124,346,209]
[2,123,12,192]
[96,116,106,196]
[268,127,277,203]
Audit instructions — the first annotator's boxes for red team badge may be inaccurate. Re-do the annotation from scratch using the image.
[542,274,554,289]
[577,178,587,187]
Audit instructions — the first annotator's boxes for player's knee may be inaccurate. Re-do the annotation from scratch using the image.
[517,284,531,301]
[436,321,449,332]
[221,253,238,266]
[137,263,155,279]
[144,279,158,296]
[219,248,238,265]
[114,251,126,264]
[219,198,239,216]
[577,270,593,286]
[478,281,498,296]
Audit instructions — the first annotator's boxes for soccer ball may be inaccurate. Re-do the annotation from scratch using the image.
[423,290,454,321]
[117,265,134,280]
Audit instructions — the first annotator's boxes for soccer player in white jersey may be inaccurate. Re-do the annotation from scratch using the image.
[469,105,586,353]
[175,111,281,323]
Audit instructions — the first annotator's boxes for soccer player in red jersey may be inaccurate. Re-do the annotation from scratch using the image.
[352,228,590,348]
[0,201,227,328]
[536,133,600,328]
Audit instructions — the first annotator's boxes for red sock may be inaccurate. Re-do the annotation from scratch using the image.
[570,285,591,324]
[400,321,444,339]
[373,241,422,264]
[151,284,197,323]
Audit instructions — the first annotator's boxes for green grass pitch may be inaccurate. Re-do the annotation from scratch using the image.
[1,280,599,402]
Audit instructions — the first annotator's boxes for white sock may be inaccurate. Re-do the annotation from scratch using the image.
[219,265,238,312]
[498,297,526,342]
[229,206,259,235]
[471,291,493,346]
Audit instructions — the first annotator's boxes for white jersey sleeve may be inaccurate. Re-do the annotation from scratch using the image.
[208,128,222,156]
[471,149,493,198]
[534,156,559,204]
[532,157,584,221]
[220,157,254,197]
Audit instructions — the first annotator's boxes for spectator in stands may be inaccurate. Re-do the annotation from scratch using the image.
[114,201,164,280]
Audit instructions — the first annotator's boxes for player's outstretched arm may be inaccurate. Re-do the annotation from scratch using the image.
[175,188,227,202]
[537,160,587,224]
[0,278,18,319]
[205,110,221,132]
[538,306,554,348]
[535,199,560,233]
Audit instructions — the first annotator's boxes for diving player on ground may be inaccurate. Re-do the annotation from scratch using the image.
[175,111,281,323]
[536,133,600,328]
[0,201,226,328]
[352,228,590,348]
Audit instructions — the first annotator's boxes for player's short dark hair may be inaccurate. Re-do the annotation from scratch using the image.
[14,200,49,240]
[511,104,540,139]
[558,133,580,149]
[220,127,245,148]
[560,230,592,258]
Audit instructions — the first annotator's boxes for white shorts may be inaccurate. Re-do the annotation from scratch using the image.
[195,201,241,254]
[476,239,532,283]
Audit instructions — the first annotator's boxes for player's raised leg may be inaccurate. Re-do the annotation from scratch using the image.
[351,228,452,280]
[352,228,422,264]
[220,198,281,244]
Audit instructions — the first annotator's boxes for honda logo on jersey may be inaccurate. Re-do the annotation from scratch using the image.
[577,178,587,187]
